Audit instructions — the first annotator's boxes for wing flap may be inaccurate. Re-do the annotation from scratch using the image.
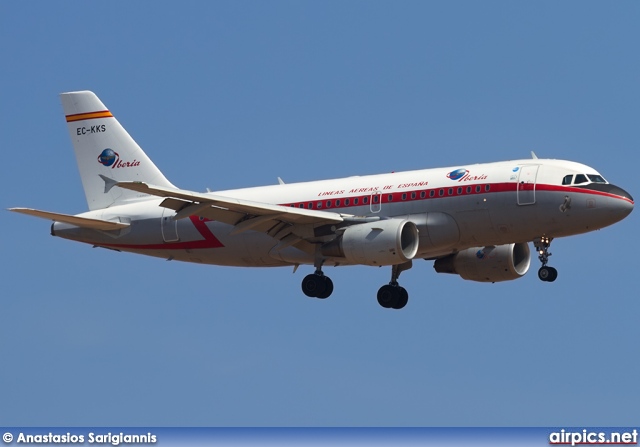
[9,208,129,230]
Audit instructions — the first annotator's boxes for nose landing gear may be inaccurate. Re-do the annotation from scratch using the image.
[534,236,558,282]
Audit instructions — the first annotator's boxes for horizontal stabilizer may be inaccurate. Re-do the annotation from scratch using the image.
[8,208,129,230]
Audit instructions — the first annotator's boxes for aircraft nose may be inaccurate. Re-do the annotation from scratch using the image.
[608,184,634,219]
[608,185,634,203]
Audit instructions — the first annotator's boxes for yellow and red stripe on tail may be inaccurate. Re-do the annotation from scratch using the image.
[65,110,113,122]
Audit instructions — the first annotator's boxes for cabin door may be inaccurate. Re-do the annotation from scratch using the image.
[370,191,382,213]
[161,208,179,242]
[517,165,539,205]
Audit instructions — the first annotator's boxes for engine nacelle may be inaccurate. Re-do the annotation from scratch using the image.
[433,242,531,282]
[322,219,419,266]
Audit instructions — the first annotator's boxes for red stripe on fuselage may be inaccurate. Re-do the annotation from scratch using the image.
[188,215,225,247]
[537,184,633,203]
[95,181,631,252]
[281,182,633,210]
[98,215,224,251]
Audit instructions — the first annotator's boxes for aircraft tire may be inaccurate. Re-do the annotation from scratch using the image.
[538,266,558,282]
[377,285,398,309]
[302,273,327,298]
[391,287,408,309]
[538,267,547,281]
[316,276,334,299]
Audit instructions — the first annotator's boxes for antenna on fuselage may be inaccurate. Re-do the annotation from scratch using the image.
[531,151,539,159]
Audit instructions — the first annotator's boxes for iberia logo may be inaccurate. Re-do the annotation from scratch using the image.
[446,168,488,182]
[98,148,140,169]
[446,169,468,180]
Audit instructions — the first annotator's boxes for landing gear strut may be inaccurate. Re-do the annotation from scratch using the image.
[534,236,558,282]
[377,261,412,309]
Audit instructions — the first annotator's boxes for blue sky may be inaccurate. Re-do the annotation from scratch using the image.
[1,1,638,426]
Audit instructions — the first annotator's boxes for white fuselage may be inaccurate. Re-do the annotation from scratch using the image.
[52,158,634,268]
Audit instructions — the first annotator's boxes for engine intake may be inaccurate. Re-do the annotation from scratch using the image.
[322,219,419,266]
[433,242,531,282]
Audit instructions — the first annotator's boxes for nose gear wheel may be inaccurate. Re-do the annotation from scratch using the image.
[534,236,558,282]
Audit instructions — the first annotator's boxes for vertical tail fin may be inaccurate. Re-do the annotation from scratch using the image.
[60,91,174,210]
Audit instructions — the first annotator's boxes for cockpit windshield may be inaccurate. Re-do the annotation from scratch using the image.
[574,174,588,184]
[587,174,607,184]
[562,173,608,185]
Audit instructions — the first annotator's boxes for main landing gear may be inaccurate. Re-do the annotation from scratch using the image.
[301,261,413,309]
[301,270,334,299]
[534,236,558,282]
[377,261,412,310]
[377,284,408,309]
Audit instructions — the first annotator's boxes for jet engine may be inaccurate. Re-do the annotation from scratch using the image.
[322,219,419,266]
[433,242,531,282]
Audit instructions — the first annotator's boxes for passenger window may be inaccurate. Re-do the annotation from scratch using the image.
[335,199,341,207]
[448,188,453,196]
[466,186,471,194]
[574,174,588,184]
[354,198,359,205]
[388,194,393,202]
[402,193,407,201]
[430,190,435,197]
[420,191,426,199]
[485,184,490,192]
[326,201,332,208]
[457,187,462,194]
[344,199,350,206]
[562,175,573,185]
[475,185,481,193]
[411,192,416,199]
[363,197,369,204]
[308,203,313,209]
[439,189,444,196]
[317,202,322,209]
[299,204,304,208]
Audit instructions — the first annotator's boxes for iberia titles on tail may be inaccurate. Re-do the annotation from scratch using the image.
[10,91,634,309]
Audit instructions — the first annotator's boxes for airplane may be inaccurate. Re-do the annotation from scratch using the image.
[10,91,634,309]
